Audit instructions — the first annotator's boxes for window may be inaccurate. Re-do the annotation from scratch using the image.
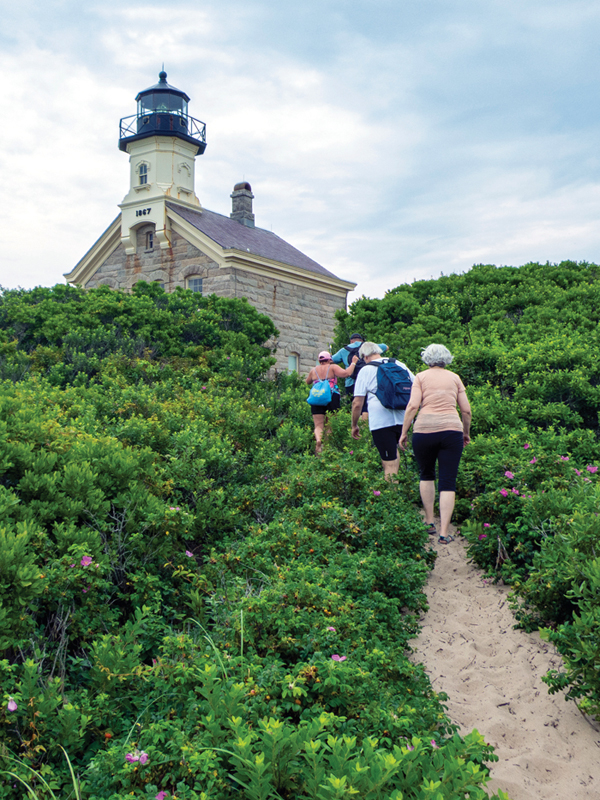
[154,281,165,290]
[145,231,154,250]
[187,277,203,294]
[287,354,299,373]
[139,163,148,185]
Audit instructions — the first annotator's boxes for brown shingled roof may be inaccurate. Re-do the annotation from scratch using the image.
[167,202,340,280]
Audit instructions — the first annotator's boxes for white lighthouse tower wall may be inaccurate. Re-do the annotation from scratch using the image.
[119,136,201,254]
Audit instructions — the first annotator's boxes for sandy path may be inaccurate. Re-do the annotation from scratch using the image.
[411,524,600,800]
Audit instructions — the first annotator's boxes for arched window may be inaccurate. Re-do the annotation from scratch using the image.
[139,163,148,185]
[287,353,299,374]
[187,277,203,294]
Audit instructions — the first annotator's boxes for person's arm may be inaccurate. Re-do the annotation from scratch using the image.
[305,368,316,386]
[331,348,346,365]
[351,395,364,439]
[332,355,359,378]
[398,380,422,451]
[458,391,472,445]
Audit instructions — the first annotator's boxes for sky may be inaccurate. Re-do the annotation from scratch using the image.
[2,0,600,303]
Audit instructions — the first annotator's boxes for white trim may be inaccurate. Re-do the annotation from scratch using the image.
[64,216,121,285]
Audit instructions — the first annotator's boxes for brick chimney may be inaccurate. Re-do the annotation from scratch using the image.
[230,182,255,228]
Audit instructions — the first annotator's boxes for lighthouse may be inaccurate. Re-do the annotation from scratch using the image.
[118,70,207,254]
[65,71,356,375]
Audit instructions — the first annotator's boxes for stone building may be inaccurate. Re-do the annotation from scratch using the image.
[64,71,356,374]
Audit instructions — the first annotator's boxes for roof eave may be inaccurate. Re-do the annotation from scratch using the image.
[222,249,357,295]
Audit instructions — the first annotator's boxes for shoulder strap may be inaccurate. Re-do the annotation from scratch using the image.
[373,357,394,368]
[315,364,332,380]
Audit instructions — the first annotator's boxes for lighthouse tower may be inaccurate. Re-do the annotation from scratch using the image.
[118,70,207,254]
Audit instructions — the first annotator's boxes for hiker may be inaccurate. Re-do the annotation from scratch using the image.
[351,342,415,479]
[398,343,471,545]
[306,351,359,455]
[331,333,388,398]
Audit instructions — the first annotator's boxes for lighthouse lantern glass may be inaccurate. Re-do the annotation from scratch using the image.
[138,93,187,117]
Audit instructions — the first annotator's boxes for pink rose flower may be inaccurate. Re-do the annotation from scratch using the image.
[483,523,490,528]
[529,458,537,464]
[139,752,149,765]
[511,488,519,495]
[524,443,530,449]
[327,626,336,632]
[478,534,487,540]
[560,455,569,461]
[574,469,582,476]
[373,490,381,497]
[587,465,598,473]
[7,698,17,712]
[185,551,193,558]
[156,793,169,800]
[331,654,347,662]
[504,471,514,479]
[500,489,509,497]
[80,556,93,567]
[430,739,439,749]
[125,753,139,763]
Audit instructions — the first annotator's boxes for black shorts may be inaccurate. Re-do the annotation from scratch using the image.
[412,430,464,492]
[371,424,402,461]
[311,392,341,416]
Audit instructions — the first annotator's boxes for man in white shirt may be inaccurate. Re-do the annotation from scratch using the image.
[351,342,415,479]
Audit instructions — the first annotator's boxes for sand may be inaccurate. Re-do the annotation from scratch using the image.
[411,523,600,800]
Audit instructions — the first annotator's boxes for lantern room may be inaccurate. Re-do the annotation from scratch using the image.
[118,70,207,154]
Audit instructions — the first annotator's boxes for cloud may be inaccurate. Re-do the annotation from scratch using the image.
[2,0,600,303]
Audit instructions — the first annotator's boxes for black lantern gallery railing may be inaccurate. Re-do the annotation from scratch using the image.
[118,113,207,153]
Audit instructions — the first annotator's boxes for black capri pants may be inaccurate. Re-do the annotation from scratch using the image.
[412,430,464,492]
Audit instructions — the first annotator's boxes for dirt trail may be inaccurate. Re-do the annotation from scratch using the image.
[411,524,600,800]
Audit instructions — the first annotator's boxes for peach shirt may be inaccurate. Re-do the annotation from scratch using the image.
[411,368,466,434]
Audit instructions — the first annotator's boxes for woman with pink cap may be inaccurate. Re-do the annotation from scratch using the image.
[306,351,358,454]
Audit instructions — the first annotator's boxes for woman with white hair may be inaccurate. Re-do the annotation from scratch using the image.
[399,343,471,544]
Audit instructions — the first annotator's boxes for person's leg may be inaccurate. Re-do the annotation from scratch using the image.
[312,413,326,454]
[382,424,404,481]
[412,433,438,524]
[438,491,456,539]
[320,393,341,444]
[436,432,464,540]
[383,456,400,480]
[371,426,400,479]
[419,480,436,524]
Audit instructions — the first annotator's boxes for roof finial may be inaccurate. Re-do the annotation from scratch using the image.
[159,65,167,82]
